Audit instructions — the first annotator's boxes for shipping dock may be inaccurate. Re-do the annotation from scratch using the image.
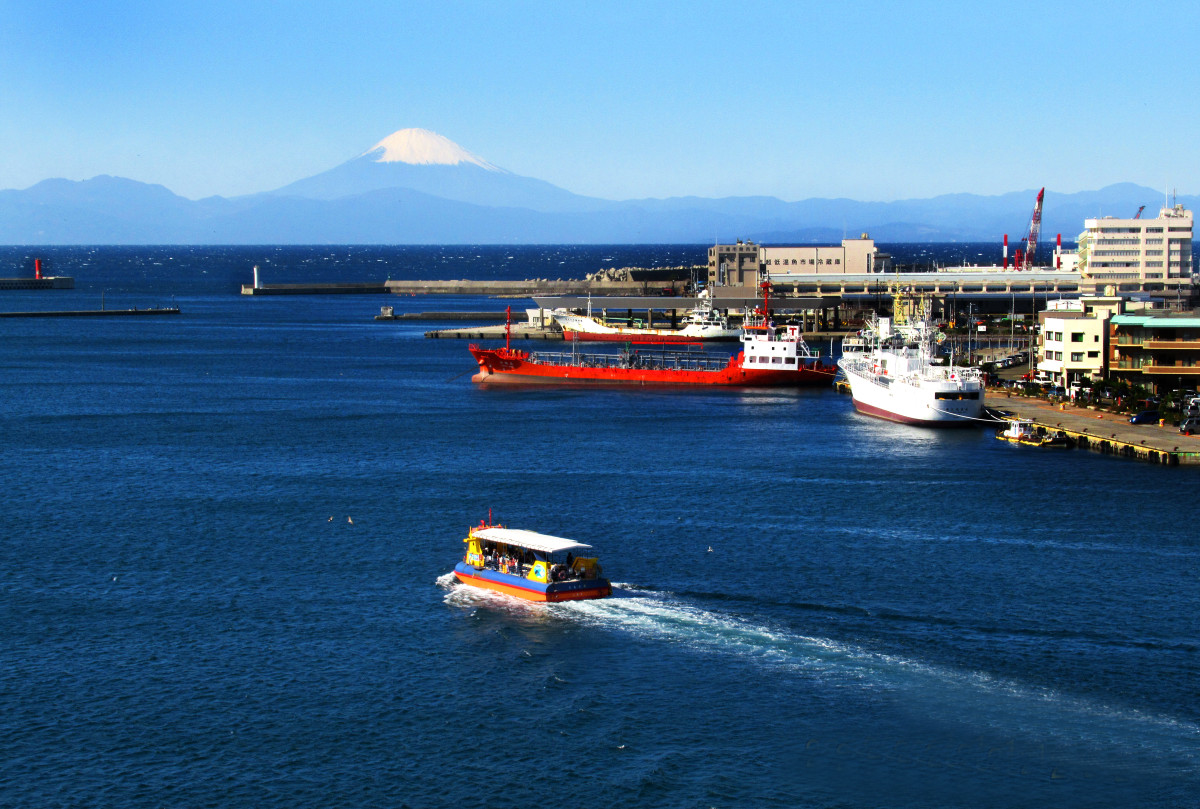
[988,394,1200,465]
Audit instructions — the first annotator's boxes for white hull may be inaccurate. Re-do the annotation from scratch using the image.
[837,313,985,426]
[553,312,739,340]
[838,360,984,425]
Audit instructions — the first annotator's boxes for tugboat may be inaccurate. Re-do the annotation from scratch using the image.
[453,516,612,602]
[469,285,837,387]
[996,418,1074,448]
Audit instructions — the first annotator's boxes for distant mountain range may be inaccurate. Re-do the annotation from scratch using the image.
[1,128,1194,245]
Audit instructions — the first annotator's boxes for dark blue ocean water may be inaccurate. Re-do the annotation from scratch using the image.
[2,246,1198,809]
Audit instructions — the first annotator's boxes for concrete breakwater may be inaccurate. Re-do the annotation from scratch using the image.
[0,307,180,318]
[241,265,700,296]
[242,282,390,295]
[385,279,655,296]
[240,279,676,296]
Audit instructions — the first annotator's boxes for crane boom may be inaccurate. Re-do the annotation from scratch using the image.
[1023,188,1044,270]
[1134,205,1145,219]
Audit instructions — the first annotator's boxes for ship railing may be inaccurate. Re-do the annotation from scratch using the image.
[529,349,733,372]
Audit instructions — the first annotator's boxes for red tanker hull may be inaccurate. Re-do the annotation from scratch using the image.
[468,346,836,387]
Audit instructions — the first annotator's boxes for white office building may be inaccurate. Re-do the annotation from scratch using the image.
[1076,204,1193,286]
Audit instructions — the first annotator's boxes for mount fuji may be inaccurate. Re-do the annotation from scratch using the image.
[262,128,616,214]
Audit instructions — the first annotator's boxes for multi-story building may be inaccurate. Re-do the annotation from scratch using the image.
[707,240,763,287]
[1109,310,1200,394]
[1036,296,1124,386]
[1076,204,1193,290]
[707,236,891,288]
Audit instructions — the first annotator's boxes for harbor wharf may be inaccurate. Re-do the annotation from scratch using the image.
[987,392,1200,466]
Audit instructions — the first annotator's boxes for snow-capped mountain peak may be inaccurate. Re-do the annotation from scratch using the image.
[362,128,501,171]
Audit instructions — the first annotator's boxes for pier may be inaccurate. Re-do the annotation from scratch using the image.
[0,277,74,290]
[241,282,390,295]
[986,393,1200,465]
[0,307,180,318]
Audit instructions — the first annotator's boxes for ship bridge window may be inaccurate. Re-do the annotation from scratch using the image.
[934,391,980,400]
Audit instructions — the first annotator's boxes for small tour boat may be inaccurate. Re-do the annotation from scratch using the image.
[996,418,1074,448]
[453,518,612,602]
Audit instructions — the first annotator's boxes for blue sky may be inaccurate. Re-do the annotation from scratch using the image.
[2,0,1196,202]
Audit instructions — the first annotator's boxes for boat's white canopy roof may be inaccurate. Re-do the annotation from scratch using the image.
[473,527,592,553]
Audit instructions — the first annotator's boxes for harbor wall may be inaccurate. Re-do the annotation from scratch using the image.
[0,277,75,290]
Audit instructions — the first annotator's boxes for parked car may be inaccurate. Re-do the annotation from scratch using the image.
[1180,416,1200,435]
[1129,410,1160,425]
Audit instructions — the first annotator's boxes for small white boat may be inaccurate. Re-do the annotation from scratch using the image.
[553,289,739,343]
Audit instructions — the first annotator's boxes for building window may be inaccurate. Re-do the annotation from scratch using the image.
[1071,352,1083,362]
[1088,351,1099,358]
[1070,333,1084,342]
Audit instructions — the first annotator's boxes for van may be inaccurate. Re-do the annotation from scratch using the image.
[1129,410,1160,425]
[1181,416,1200,435]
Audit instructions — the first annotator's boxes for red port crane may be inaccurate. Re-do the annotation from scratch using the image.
[1134,205,1146,219]
[1022,188,1044,270]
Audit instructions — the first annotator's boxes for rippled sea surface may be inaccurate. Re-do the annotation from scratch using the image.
[1,246,1197,808]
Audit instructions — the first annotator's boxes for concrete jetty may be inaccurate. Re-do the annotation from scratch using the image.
[987,393,1200,465]
[376,310,523,322]
[0,277,74,290]
[242,265,694,297]
[424,324,564,340]
[0,307,180,318]
[241,282,390,295]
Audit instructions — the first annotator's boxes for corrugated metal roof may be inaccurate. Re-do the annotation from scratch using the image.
[1112,315,1200,328]
[472,527,592,554]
